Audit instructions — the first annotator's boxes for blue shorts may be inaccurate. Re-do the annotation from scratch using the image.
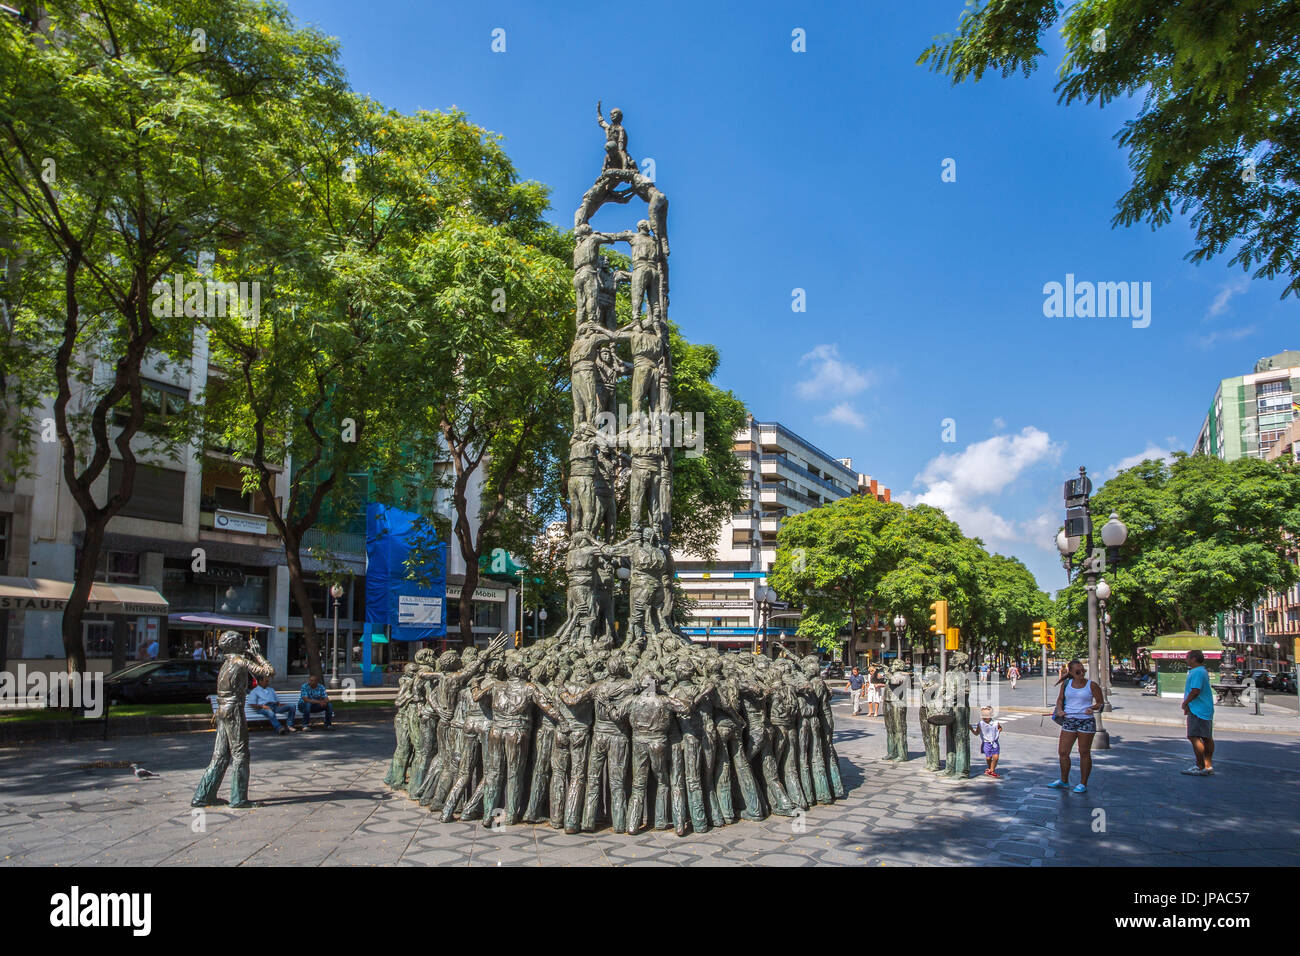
[981,740,1000,757]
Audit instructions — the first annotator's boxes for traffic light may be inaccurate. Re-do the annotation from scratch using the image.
[929,599,949,637]
[945,626,960,651]
[514,630,522,649]
[1046,626,1057,651]
[1032,620,1047,644]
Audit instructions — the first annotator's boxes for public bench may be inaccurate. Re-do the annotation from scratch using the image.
[207,690,305,726]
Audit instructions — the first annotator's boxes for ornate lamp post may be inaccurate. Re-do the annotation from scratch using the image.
[329,582,345,689]
[1096,578,1113,711]
[892,613,907,666]
[755,585,777,657]
[1056,479,1128,750]
[539,607,548,640]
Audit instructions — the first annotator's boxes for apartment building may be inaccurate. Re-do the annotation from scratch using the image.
[672,415,891,655]
[1194,350,1300,672]
[0,329,514,682]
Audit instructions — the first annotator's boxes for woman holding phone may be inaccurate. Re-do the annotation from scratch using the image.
[1047,659,1105,793]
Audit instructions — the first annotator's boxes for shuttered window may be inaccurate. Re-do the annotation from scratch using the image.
[108,461,186,523]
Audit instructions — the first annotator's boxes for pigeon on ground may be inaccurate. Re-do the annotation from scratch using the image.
[130,763,160,779]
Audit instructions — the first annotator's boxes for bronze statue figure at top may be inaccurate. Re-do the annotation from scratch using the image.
[380,106,850,836]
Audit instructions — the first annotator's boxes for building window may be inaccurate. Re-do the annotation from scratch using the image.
[76,549,141,585]
[731,529,753,547]
[108,461,186,523]
[83,618,115,659]
[114,378,189,429]
[474,602,502,629]
[1258,379,1290,397]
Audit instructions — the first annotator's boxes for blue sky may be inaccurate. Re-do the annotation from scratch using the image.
[287,0,1295,593]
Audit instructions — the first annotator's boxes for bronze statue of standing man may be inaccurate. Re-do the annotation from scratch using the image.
[192,630,274,809]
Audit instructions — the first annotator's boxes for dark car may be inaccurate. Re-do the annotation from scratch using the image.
[1247,669,1273,687]
[1278,674,1297,694]
[104,659,223,705]
[820,662,845,680]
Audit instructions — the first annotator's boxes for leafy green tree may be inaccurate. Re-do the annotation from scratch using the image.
[968,551,1054,664]
[0,0,338,671]
[875,505,988,663]
[919,0,1300,297]
[393,189,572,645]
[207,102,536,674]
[662,327,748,558]
[770,494,905,666]
[1056,453,1300,651]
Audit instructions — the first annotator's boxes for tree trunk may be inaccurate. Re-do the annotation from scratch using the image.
[284,541,322,679]
[60,520,103,675]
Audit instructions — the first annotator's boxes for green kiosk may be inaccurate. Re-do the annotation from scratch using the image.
[1144,632,1225,699]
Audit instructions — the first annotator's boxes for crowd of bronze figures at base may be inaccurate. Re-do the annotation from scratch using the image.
[382,635,846,836]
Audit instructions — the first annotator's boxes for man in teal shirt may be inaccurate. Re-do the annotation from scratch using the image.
[1180,649,1215,776]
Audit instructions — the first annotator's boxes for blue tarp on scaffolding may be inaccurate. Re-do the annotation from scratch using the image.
[365,502,447,642]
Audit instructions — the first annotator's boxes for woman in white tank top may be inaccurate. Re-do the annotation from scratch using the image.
[1048,659,1104,793]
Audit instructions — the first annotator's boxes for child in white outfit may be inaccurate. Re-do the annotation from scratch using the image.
[970,705,1003,777]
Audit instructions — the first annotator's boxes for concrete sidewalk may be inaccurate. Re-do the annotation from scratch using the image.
[976,682,1300,735]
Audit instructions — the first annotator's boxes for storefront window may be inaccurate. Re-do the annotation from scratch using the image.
[474,602,502,629]
[84,619,115,659]
[162,564,268,616]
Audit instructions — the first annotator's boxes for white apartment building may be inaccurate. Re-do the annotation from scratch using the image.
[672,415,891,654]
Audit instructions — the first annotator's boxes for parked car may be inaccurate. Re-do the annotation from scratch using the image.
[104,659,223,705]
[820,662,845,680]
[1274,673,1297,694]
[1247,669,1273,686]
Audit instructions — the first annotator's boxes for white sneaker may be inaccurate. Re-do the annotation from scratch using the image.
[1180,766,1208,776]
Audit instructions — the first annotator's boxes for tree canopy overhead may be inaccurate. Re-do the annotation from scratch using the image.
[918,0,1300,298]
[1056,452,1300,651]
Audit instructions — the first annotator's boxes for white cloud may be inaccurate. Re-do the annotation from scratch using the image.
[1106,443,1177,476]
[818,402,866,429]
[992,417,1007,430]
[1204,278,1250,321]
[900,427,1063,548]
[795,344,873,400]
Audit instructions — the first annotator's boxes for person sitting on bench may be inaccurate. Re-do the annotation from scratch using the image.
[298,674,335,730]
[248,681,301,734]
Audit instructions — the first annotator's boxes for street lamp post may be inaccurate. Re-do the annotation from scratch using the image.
[1096,578,1113,711]
[755,586,777,657]
[329,582,344,690]
[539,607,548,640]
[1057,470,1127,751]
[893,614,907,667]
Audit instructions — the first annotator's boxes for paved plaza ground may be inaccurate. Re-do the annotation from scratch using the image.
[2,691,1298,867]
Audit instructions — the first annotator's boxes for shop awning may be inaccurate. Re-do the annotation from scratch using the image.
[0,576,168,615]
[168,613,272,630]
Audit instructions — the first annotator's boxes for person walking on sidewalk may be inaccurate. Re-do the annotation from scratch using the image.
[847,666,866,716]
[1047,659,1104,793]
[1181,649,1215,776]
[1007,663,1020,691]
